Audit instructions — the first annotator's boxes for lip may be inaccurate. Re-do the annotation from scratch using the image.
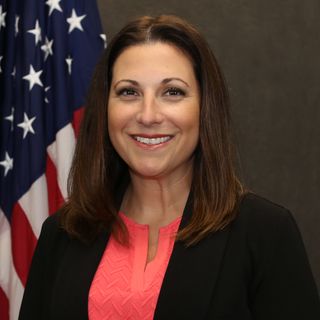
[129,133,174,150]
[131,133,173,138]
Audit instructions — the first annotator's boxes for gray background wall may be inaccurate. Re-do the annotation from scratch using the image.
[97,0,320,291]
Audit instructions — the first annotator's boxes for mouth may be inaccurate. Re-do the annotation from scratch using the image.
[131,135,173,146]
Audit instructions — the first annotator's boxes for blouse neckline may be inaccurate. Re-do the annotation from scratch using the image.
[118,211,182,235]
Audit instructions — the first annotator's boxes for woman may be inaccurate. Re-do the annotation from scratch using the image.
[19,15,320,319]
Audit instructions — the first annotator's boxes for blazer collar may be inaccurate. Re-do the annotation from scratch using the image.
[50,231,110,320]
[154,192,231,319]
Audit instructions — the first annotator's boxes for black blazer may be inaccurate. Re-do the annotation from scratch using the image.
[19,193,320,319]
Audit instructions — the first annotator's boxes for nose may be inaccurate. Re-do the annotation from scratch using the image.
[135,93,164,126]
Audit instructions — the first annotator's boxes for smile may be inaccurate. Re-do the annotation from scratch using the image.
[132,135,172,145]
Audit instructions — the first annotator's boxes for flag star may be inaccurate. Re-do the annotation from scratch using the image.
[0,152,13,177]
[41,37,54,60]
[4,108,14,131]
[27,20,42,45]
[23,65,43,90]
[17,113,36,139]
[0,5,6,31]
[0,56,3,73]
[45,86,50,103]
[67,9,86,33]
[100,34,107,49]
[46,0,63,16]
[65,55,73,75]
[11,66,16,77]
[15,15,20,36]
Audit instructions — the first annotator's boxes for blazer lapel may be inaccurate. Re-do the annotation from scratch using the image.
[50,231,110,320]
[154,195,231,320]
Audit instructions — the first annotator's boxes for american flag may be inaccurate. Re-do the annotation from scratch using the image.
[0,0,105,318]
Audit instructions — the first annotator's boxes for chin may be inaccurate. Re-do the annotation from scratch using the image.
[131,167,166,179]
[126,160,167,178]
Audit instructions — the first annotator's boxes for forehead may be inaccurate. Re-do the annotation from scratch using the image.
[111,42,196,82]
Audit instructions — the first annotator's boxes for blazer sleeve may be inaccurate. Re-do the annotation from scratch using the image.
[251,209,320,319]
[18,214,63,320]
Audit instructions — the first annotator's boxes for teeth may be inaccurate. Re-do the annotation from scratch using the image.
[135,136,171,145]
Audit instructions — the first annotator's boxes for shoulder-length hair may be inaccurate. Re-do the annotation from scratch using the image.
[61,15,244,245]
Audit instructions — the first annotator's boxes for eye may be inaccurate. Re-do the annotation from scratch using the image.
[116,88,139,97]
[164,87,185,97]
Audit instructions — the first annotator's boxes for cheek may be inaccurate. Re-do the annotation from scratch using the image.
[107,108,115,132]
[108,104,124,133]
[108,101,135,128]
[180,105,200,134]
[107,105,134,158]
[185,107,200,148]
[107,106,121,147]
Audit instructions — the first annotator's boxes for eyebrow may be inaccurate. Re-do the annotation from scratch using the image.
[113,77,190,89]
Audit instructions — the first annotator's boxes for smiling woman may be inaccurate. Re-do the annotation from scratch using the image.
[19,15,320,320]
[61,14,243,247]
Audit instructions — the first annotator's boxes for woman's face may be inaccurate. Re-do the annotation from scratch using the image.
[108,42,200,181]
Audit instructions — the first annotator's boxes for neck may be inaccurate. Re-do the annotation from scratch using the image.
[121,164,193,227]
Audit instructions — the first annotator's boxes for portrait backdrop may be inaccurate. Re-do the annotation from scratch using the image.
[97,0,320,292]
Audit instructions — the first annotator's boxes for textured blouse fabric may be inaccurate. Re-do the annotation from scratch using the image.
[88,212,182,320]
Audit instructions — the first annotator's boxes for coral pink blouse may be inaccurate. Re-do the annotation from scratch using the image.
[88,212,182,320]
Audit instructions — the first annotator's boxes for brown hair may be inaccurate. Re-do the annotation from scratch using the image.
[61,15,244,245]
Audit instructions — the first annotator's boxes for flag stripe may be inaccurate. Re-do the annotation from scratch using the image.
[47,123,76,199]
[0,286,9,320]
[46,156,64,215]
[72,107,85,137]
[11,204,37,286]
[18,175,49,238]
[0,209,13,295]
[0,209,24,320]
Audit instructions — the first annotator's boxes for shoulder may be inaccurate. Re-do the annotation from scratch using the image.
[236,192,296,232]
[40,211,63,236]
[37,211,71,251]
[239,192,291,219]
[230,192,304,254]
[230,193,307,266]
[41,211,61,230]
